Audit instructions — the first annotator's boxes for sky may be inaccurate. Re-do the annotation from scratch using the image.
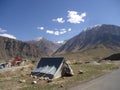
[0,0,120,42]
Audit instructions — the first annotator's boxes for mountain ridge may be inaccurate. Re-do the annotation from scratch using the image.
[26,38,59,55]
[0,36,49,62]
[1,24,120,62]
[54,24,120,56]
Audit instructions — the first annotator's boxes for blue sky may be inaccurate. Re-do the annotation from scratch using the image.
[0,0,120,42]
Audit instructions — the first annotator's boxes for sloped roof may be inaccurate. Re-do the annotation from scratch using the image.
[32,57,64,76]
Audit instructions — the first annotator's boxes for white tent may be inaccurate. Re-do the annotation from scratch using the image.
[31,57,74,80]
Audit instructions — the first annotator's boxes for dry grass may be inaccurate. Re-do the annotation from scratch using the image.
[0,62,119,90]
[55,47,119,63]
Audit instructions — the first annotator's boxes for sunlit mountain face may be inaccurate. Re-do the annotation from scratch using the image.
[55,24,120,55]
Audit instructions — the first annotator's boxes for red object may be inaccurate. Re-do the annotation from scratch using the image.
[10,58,22,63]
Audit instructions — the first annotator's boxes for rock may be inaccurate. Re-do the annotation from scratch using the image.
[19,79,26,83]
[30,75,33,77]
[39,77,44,80]
[78,70,84,74]
[47,79,53,83]
[33,76,37,79]
[44,77,49,80]
[60,84,64,88]
[32,81,37,84]
[90,61,101,65]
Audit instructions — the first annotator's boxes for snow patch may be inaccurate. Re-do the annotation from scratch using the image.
[83,24,102,31]
[34,37,43,41]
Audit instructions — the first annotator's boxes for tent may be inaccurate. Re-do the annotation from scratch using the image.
[31,57,74,80]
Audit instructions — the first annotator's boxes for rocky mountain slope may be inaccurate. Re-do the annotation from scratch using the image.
[54,24,120,61]
[1,24,120,62]
[104,53,120,60]
[0,36,48,61]
[27,37,59,55]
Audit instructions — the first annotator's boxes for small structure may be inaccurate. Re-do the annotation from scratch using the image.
[0,63,7,68]
[31,57,74,80]
[0,65,4,69]
[9,57,22,66]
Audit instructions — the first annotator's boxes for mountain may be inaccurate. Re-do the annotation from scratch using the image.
[104,53,120,61]
[54,24,120,61]
[54,40,67,46]
[0,36,47,62]
[27,37,59,55]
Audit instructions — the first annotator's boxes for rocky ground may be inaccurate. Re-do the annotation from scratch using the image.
[0,61,119,90]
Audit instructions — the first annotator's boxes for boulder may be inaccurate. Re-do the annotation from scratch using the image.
[19,79,26,83]
[32,81,37,84]
[78,70,84,74]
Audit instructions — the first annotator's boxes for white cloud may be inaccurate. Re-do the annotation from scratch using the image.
[60,31,66,35]
[67,11,86,24]
[68,28,72,31]
[52,17,65,23]
[0,33,16,39]
[81,12,86,17]
[0,28,7,33]
[61,28,66,31]
[60,29,67,35]
[56,40,65,44]
[47,30,60,36]
[54,31,60,35]
[46,30,54,34]
[46,28,72,36]
[37,26,44,30]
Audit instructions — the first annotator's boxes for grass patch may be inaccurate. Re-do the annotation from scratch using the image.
[0,63,118,90]
[17,63,118,90]
[19,83,58,90]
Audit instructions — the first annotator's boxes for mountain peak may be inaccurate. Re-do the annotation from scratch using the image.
[83,24,102,31]
[33,37,43,41]
[0,36,47,60]
[54,24,120,55]
[27,37,60,55]
[83,24,119,32]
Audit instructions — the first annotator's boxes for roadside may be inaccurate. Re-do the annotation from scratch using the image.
[69,68,120,90]
[18,63,120,90]
[0,61,119,90]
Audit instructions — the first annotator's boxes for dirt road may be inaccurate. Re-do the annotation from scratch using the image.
[69,68,120,90]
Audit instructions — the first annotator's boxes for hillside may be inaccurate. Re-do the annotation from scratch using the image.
[27,37,59,55]
[0,36,48,62]
[104,53,120,60]
[54,24,120,61]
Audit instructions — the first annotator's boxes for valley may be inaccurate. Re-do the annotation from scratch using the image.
[0,24,120,90]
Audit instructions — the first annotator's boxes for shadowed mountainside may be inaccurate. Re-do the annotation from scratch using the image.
[0,36,48,62]
[27,37,59,55]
